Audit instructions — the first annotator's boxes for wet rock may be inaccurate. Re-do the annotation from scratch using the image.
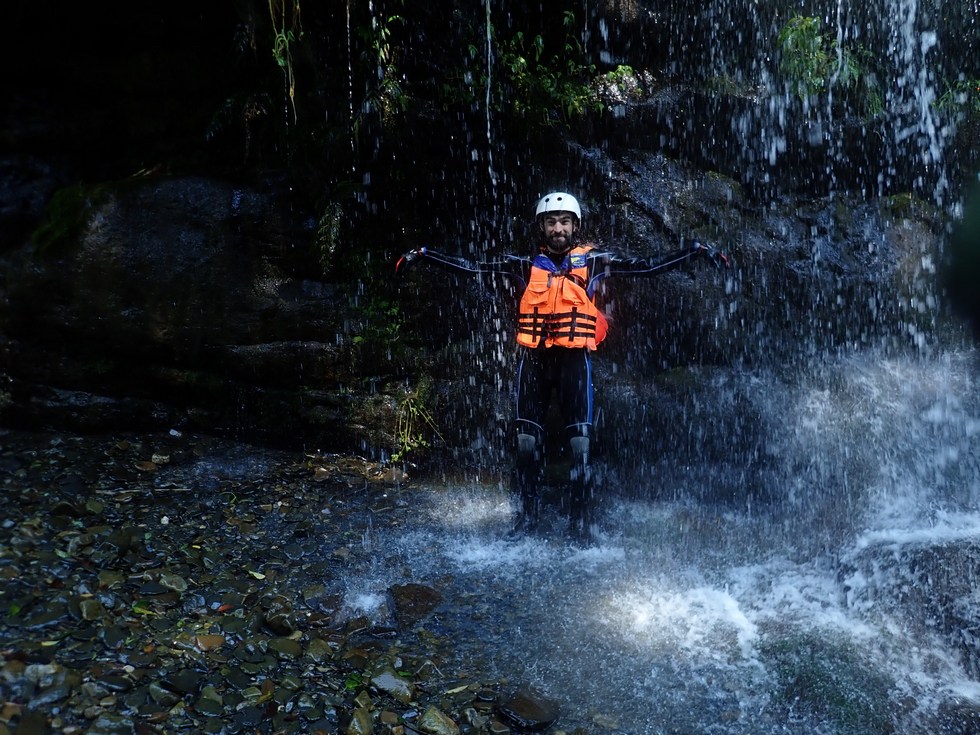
[462,707,489,730]
[387,584,442,629]
[268,637,303,659]
[22,663,60,688]
[841,538,980,678]
[262,596,297,635]
[195,634,226,651]
[370,666,415,704]
[50,500,84,517]
[347,707,373,735]
[233,641,267,665]
[85,712,133,735]
[302,583,342,616]
[147,681,181,706]
[98,673,135,692]
[937,698,980,735]
[0,431,587,735]
[194,685,225,717]
[159,572,188,592]
[29,679,74,709]
[138,581,169,596]
[592,713,620,729]
[418,705,459,735]
[354,690,373,709]
[305,637,334,664]
[97,570,124,589]
[497,686,560,732]
[162,669,204,695]
[9,710,50,735]
[232,705,265,730]
[78,598,106,621]
[105,527,139,552]
[22,602,70,631]
[99,625,128,649]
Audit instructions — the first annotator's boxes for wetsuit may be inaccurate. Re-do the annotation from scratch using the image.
[404,241,706,536]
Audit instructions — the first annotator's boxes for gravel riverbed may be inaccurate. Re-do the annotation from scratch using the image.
[0,430,577,735]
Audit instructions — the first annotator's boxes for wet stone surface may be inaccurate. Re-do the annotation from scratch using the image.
[0,430,578,735]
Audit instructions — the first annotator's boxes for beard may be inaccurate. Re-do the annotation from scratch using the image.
[546,233,571,252]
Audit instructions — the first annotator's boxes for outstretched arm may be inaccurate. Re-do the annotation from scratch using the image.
[395,247,530,282]
[589,241,728,283]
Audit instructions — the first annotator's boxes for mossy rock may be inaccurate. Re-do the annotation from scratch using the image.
[881,192,940,225]
[761,630,895,734]
[31,182,110,257]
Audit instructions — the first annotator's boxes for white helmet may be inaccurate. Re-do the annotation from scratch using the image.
[535,191,581,220]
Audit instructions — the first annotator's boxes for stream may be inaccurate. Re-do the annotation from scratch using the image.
[340,346,980,734]
[2,348,978,734]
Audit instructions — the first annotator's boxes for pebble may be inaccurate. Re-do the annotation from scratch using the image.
[0,432,585,735]
[418,705,460,735]
[370,666,416,704]
[497,686,560,731]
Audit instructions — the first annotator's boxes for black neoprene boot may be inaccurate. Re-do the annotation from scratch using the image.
[508,460,542,539]
[567,455,598,546]
[568,497,598,546]
[509,431,542,538]
[508,493,541,538]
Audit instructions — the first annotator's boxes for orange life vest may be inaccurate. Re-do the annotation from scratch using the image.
[516,246,608,350]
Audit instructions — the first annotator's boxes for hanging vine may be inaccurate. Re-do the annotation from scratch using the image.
[268,0,303,121]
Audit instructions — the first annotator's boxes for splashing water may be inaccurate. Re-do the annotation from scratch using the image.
[331,1,975,730]
[339,348,980,734]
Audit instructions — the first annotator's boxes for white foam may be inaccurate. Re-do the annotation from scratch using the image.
[337,349,980,732]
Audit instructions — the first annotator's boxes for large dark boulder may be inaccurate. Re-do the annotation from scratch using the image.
[0,175,402,451]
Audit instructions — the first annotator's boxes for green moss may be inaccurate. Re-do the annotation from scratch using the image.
[313,200,343,275]
[883,192,915,219]
[704,74,758,98]
[881,192,941,226]
[762,632,896,734]
[82,358,118,377]
[31,183,108,257]
[653,366,701,391]
[833,198,858,236]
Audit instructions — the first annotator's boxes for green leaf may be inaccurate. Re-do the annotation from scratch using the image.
[131,599,158,616]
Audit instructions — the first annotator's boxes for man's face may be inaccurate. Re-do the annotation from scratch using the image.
[540,212,577,253]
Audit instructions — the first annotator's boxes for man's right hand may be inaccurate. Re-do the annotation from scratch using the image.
[395,247,426,277]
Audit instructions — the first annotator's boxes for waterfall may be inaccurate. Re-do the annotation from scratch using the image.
[338,347,980,734]
[321,0,979,731]
[885,0,948,205]
[484,0,497,192]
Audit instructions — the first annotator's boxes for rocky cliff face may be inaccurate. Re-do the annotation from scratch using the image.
[0,3,967,471]
[0,154,953,470]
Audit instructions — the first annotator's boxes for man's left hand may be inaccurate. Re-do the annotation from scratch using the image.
[693,242,730,269]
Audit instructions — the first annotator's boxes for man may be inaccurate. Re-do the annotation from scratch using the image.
[396,191,728,544]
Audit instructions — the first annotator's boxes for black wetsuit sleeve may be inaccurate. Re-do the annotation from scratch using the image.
[416,248,531,283]
[586,245,700,282]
